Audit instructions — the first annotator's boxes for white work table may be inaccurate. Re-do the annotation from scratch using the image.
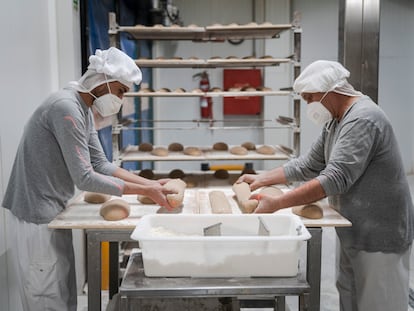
[49,187,351,311]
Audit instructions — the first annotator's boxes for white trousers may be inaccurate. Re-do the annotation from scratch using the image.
[6,210,77,311]
[336,242,411,311]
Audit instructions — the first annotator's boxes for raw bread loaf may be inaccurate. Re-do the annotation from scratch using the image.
[241,141,256,150]
[163,179,187,208]
[100,199,130,221]
[259,186,283,197]
[292,203,324,219]
[168,169,185,179]
[137,179,187,208]
[229,146,248,155]
[168,142,184,151]
[209,190,232,214]
[138,169,155,179]
[213,142,228,151]
[256,145,276,155]
[138,142,153,152]
[84,192,111,204]
[183,146,202,156]
[137,195,156,204]
[151,147,169,157]
[213,169,229,179]
[232,182,258,213]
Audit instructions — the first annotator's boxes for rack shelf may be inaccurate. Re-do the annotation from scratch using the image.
[119,145,292,163]
[134,57,292,68]
[111,22,293,41]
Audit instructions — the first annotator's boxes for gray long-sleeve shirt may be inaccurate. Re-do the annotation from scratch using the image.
[2,88,124,224]
[284,96,414,252]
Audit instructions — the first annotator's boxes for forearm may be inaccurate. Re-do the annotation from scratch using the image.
[112,167,155,186]
[278,178,326,209]
[258,166,288,187]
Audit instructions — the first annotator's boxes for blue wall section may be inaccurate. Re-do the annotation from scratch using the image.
[87,0,153,170]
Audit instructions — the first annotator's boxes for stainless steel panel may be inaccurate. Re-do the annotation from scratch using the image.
[339,0,380,102]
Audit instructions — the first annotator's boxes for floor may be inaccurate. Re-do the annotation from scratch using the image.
[77,175,414,311]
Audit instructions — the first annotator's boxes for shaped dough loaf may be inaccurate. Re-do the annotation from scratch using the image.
[84,192,111,204]
[163,179,187,208]
[292,203,323,219]
[209,190,232,214]
[100,198,130,221]
[232,182,258,213]
[137,179,187,208]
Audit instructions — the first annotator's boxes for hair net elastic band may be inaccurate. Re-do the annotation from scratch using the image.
[67,70,132,93]
[333,82,363,96]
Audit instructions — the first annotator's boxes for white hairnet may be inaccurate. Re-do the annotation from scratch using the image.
[293,60,362,96]
[68,47,142,92]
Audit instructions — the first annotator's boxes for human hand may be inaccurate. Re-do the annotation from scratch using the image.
[250,193,280,213]
[144,183,175,210]
[236,174,262,191]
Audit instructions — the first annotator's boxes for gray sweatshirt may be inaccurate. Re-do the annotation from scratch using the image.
[284,96,414,252]
[2,88,124,224]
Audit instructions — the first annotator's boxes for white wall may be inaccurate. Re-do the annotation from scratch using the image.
[378,0,414,173]
[292,0,339,154]
[0,1,81,310]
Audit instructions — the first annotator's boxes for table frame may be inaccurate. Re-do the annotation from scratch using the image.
[85,227,322,311]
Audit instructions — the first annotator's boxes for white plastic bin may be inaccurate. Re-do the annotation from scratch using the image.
[131,214,311,277]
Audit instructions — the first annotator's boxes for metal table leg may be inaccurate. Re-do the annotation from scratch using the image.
[86,230,133,311]
[86,231,102,311]
[307,227,322,311]
[109,241,119,299]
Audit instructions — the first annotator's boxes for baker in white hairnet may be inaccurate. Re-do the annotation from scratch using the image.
[238,60,414,311]
[2,47,175,311]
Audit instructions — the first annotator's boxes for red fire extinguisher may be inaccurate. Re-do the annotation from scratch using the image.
[193,71,213,118]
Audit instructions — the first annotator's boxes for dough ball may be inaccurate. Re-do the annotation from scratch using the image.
[151,147,169,157]
[229,146,248,155]
[183,177,198,188]
[213,142,228,151]
[100,199,130,221]
[164,179,186,208]
[214,169,229,179]
[138,169,155,180]
[183,146,202,156]
[168,169,186,179]
[256,145,276,155]
[84,192,111,204]
[137,195,156,204]
[292,203,324,219]
[260,186,283,197]
[138,142,153,152]
[241,141,256,150]
[168,142,184,151]
[241,200,259,214]
[240,167,256,175]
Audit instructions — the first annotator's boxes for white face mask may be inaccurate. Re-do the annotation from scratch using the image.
[90,81,123,117]
[306,92,332,126]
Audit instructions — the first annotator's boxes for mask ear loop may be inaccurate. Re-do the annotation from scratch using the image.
[322,81,342,133]
[103,73,114,96]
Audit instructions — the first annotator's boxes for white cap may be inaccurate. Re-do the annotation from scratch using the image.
[68,47,142,92]
[293,60,362,96]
